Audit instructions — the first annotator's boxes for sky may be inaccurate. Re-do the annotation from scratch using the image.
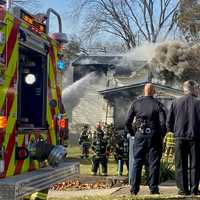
[19,0,180,46]
[41,0,74,34]
[22,0,79,36]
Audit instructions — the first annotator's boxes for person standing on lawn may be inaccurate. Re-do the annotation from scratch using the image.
[167,80,200,195]
[91,124,110,176]
[126,83,167,195]
[79,125,91,159]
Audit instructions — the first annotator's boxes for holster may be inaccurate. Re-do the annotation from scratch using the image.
[135,118,155,135]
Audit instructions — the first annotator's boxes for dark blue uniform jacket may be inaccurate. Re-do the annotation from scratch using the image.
[167,94,200,139]
[126,96,167,137]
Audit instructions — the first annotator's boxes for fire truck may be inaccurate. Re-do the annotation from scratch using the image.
[0,1,79,199]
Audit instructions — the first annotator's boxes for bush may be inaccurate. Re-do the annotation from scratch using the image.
[159,160,175,183]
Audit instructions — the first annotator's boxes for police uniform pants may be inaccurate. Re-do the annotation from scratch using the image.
[92,155,108,174]
[175,139,200,194]
[118,159,129,175]
[81,144,89,157]
[130,135,162,194]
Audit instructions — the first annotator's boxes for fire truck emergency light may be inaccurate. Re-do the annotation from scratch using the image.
[57,59,65,71]
[58,119,66,129]
[25,74,36,85]
[0,116,7,128]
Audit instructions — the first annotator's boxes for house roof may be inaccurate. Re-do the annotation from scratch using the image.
[72,55,123,66]
[72,55,146,68]
[99,82,183,102]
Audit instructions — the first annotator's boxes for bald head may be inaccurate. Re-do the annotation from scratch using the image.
[144,83,155,96]
[183,80,199,97]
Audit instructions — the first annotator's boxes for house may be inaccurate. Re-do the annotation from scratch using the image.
[67,54,182,133]
[99,82,182,130]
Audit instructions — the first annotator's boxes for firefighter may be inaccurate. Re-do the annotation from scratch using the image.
[91,124,110,176]
[78,125,91,159]
[126,83,167,195]
[116,130,129,176]
[104,123,115,154]
[103,123,111,146]
[110,129,122,161]
[164,132,175,159]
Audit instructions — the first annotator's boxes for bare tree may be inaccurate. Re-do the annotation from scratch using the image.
[72,0,180,49]
[177,0,200,42]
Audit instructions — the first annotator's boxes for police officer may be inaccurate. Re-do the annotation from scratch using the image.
[91,124,109,176]
[167,80,200,195]
[79,125,91,159]
[116,130,129,176]
[126,83,167,195]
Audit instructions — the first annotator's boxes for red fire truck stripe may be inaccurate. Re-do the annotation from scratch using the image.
[4,124,16,177]
[0,22,18,113]
[6,68,17,115]
[28,159,35,171]
[3,20,19,65]
[0,7,6,21]
[53,54,63,114]
[49,46,57,76]
[1,66,17,177]
[0,21,18,121]
[49,46,63,114]
[14,139,25,175]
[47,86,53,144]
[48,77,55,144]
[2,20,19,176]
[48,78,55,117]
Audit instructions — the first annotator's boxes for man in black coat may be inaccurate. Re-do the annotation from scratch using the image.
[167,80,200,195]
[126,83,167,195]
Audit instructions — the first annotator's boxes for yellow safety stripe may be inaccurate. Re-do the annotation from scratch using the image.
[0,40,18,109]
[0,14,13,54]
[6,97,16,176]
[30,192,47,200]
[47,105,56,145]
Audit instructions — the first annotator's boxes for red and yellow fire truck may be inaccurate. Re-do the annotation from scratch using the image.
[0,1,79,199]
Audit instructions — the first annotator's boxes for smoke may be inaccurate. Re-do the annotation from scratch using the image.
[116,41,200,82]
[62,72,99,109]
[150,42,200,81]
[114,97,132,129]
[113,43,158,76]
[122,42,157,62]
[78,58,99,65]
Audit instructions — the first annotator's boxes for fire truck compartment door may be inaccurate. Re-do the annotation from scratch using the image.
[17,46,47,130]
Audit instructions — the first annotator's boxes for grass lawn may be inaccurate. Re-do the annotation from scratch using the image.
[67,145,128,176]
[66,145,174,183]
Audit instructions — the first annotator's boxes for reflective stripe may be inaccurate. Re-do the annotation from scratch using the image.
[30,192,47,200]
[5,97,16,176]
[0,32,18,109]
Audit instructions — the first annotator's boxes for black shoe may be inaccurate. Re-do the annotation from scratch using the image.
[130,187,138,195]
[178,191,190,195]
[92,172,97,176]
[150,191,160,195]
[191,191,200,195]
[130,190,138,195]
